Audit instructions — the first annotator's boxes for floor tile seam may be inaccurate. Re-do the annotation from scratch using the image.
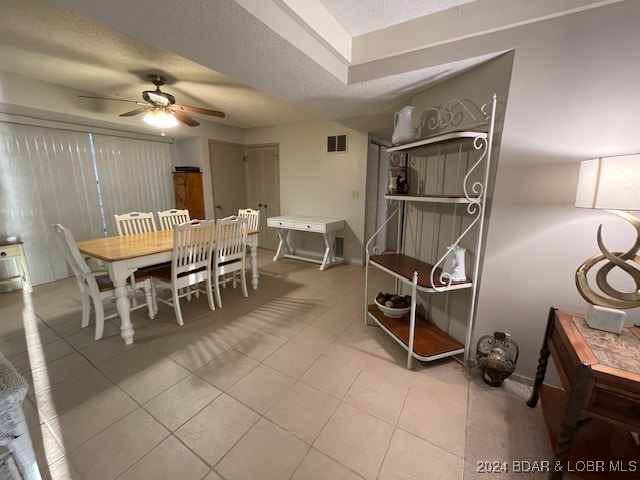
[225,369,297,418]
[112,432,202,480]
[214,416,312,478]
[24,351,95,396]
[43,396,138,458]
[393,373,413,427]
[309,439,372,480]
[262,343,319,379]
[294,355,359,401]
[193,353,260,393]
[141,386,223,434]
[27,419,66,464]
[208,412,263,470]
[394,424,465,460]
[372,417,396,480]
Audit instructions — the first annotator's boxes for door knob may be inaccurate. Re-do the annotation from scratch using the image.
[263,204,268,208]
[258,203,263,207]
[216,204,222,210]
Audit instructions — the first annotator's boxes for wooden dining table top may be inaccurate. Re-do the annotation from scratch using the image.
[77,229,258,262]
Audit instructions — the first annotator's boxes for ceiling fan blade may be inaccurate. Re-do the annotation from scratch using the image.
[175,104,225,118]
[170,110,200,127]
[78,95,140,104]
[119,107,150,117]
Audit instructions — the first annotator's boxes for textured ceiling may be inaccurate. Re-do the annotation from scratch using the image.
[1,0,613,137]
[0,0,316,130]
[319,0,477,36]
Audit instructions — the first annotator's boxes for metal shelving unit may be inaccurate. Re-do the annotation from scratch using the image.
[364,95,498,368]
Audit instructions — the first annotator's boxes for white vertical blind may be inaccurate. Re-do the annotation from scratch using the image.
[91,134,173,236]
[0,122,103,284]
[0,123,174,286]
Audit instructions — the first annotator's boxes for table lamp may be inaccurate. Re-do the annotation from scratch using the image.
[574,154,640,333]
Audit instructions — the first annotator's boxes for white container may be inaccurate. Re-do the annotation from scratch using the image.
[374,298,411,318]
[392,106,415,146]
[443,245,467,281]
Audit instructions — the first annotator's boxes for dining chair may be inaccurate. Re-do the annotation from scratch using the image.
[157,209,191,230]
[114,212,157,235]
[114,211,159,308]
[237,208,260,233]
[51,224,155,340]
[151,219,216,326]
[213,216,248,308]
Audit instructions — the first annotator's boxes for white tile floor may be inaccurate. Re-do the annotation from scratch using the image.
[0,249,553,480]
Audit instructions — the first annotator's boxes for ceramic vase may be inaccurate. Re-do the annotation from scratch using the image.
[392,106,415,145]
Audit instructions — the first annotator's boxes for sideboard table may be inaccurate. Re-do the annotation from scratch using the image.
[527,307,640,479]
[0,237,32,293]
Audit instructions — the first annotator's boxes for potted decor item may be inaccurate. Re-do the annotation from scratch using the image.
[392,106,415,145]
[476,331,519,387]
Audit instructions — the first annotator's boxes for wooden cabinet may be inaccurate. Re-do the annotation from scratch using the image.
[173,172,205,220]
[364,95,498,368]
[527,308,640,480]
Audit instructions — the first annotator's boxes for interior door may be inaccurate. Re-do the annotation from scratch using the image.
[246,144,279,250]
[209,141,246,220]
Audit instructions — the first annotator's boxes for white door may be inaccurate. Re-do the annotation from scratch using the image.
[209,141,246,220]
[246,144,280,250]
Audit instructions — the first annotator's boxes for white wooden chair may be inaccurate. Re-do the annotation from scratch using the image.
[151,219,216,326]
[213,216,248,308]
[114,212,157,235]
[114,211,159,308]
[51,224,155,340]
[237,208,260,233]
[157,209,191,230]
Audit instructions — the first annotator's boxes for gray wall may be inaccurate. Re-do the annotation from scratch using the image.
[413,1,640,381]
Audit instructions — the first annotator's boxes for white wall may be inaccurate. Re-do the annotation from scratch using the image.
[412,1,640,381]
[244,119,368,265]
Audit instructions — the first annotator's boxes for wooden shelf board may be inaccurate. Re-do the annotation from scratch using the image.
[369,253,472,292]
[368,305,464,359]
[540,384,640,480]
[387,130,487,152]
[384,194,478,204]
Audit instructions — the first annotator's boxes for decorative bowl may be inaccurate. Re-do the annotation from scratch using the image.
[374,298,411,318]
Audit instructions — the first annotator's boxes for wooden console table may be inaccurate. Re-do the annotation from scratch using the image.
[267,215,344,270]
[527,308,640,479]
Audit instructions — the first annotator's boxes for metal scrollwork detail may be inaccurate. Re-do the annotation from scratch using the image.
[416,99,489,138]
[575,210,640,309]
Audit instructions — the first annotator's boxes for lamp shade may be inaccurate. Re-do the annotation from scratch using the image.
[575,155,640,210]
[143,109,179,129]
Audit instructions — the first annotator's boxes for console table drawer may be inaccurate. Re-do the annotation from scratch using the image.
[590,387,640,429]
[267,218,295,229]
[294,221,325,233]
[0,245,21,259]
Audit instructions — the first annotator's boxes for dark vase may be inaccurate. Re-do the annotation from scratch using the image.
[476,331,519,387]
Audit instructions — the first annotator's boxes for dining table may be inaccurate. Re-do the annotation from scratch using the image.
[77,229,259,345]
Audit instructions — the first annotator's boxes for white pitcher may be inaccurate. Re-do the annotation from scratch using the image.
[392,106,415,145]
[443,245,467,281]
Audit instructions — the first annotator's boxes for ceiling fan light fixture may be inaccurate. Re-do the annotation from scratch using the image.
[143,108,179,129]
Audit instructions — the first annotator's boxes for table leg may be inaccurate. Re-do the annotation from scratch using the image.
[527,307,556,408]
[320,232,337,271]
[550,363,591,480]
[110,263,135,345]
[250,244,259,290]
[273,228,289,261]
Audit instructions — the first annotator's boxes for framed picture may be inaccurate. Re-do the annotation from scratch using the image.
[388,165,409,194]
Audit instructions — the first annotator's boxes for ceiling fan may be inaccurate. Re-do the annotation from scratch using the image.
[79,74,225,130]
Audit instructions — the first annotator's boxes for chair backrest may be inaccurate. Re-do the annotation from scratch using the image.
[158,209,191,230]
[51,224,91,281]
[114,212,157,236]
[172,219,215,278]
[215,216,248,265]
[237,208,260,233]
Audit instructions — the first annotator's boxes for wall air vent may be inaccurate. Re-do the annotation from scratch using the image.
[327,134,347,153]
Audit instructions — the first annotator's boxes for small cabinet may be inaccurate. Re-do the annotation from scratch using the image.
[173,172,205,220]
[365,95,498,368]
